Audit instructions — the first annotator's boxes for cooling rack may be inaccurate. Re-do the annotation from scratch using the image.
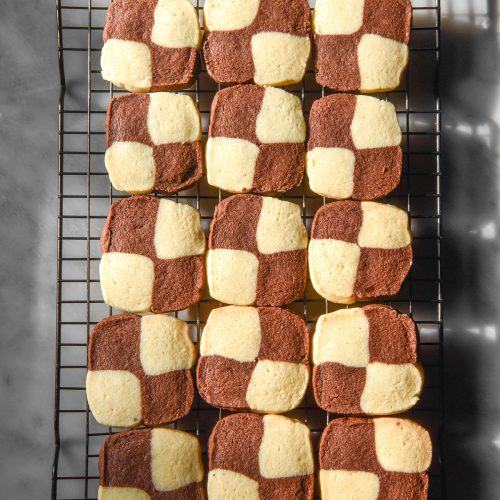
[53,0,444,498]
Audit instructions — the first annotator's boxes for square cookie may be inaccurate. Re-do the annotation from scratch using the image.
[206,85,306,194]
[307,94,402,200]
[101,0,201,92]
[86,314,196,427]
[312,305,423,415]
[319,417,432,500]
[208,413,314,499]
[100,196,205,313]
[203,0,311,86]
[197,306,309,413]
[99,428,204,499]
[309,201,412,304]
[313,0,412,92]
[207,194,308,306]
[106,93,202,195]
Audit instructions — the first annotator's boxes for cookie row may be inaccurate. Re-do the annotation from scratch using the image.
[86,305,422,427]
[99,195,412,312]
[101,0,412,92]
[98,414,432,500]
[105,87,403,199]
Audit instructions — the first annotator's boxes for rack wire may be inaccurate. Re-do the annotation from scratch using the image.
[54,0,444,498]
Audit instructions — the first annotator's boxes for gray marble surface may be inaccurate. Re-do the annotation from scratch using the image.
[0,0,498,498]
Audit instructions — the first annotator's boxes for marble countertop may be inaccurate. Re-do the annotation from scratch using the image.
[0,0,498,498]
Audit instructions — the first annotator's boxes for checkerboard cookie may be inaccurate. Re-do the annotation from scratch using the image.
[309,201,412,304]
[100,196,205,313]
[207,194,308,306]
[101,0,201,92]
[105,93,202,195]
[206,85,306,194]
[86,314,195,427]
[197,306,309,413]
[203,0,311,86]
[99,428,204,499]
[312,305,422,415]
[208,413,314,499]
[313,0,412,92]
[319,417,431,500]
[307,94,402,200]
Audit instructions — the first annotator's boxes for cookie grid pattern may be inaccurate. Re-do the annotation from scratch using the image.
[105,93,202,195]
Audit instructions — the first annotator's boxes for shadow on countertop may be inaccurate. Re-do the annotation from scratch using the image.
[441,0,499,498]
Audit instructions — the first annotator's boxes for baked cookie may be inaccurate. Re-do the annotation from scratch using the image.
[312,305,423,415]
[206,85,306,194]
[203,0,311,86]
[105,93,202,195]
[99,428,204,499]
[307,94,402,200]
[100,196,205,313]
[208,413,314,499]
[313,0,412,92]
[101,0,201,92]
[319,417,432,500]
[207,194,308,306]
[87,314,195,427]
[309,201,412,304]
[197,306,309,413]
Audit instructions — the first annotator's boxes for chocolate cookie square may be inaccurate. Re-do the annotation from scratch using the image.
[207,194,308,306]
[319,417,431,500]
[312,304,422,415]
[197,305,309,412]
[307,94,402,200]
[203,0,311,86]
[101,0,201,92]
[309,200,412,303]
[313,0,412,92]
[99,428,204,499]
[208,413,314,499]
[106,93,203,195]
[86,314,196,427]
[206,85,306,194]
[100,195,205,313]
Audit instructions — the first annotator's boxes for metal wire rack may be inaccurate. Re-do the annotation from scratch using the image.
[53,0,444,498]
